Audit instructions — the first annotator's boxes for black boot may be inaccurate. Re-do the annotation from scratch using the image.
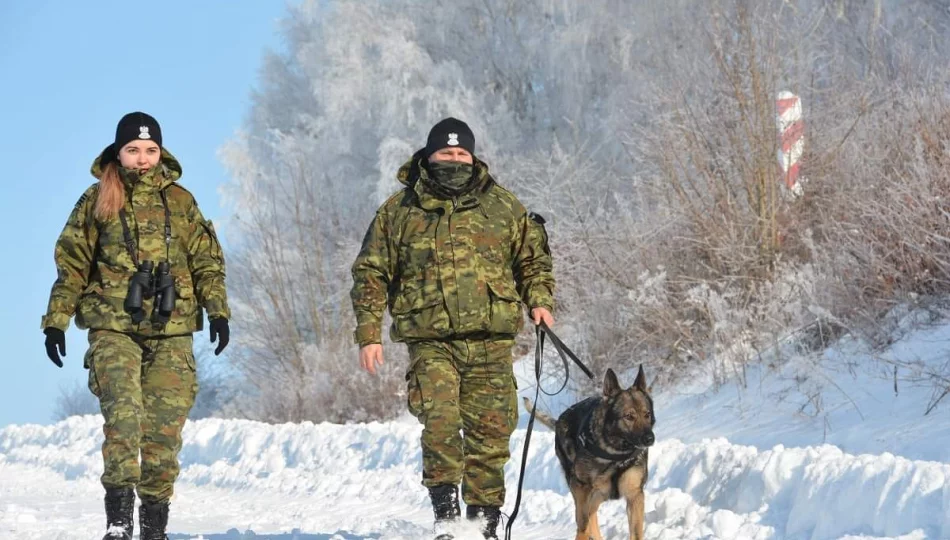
[428,484,461,540]
[139,499,170,540]
[466,505,502,539]
[102,488,134,540]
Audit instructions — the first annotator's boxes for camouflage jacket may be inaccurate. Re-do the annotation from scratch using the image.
[350,151,555,346]
[41,148,230,337]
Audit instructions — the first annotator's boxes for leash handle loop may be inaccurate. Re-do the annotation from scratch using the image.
[504,323,595,539]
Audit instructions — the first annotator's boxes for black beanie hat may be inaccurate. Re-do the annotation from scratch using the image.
[425,117,475,159]
[100,111,162,164]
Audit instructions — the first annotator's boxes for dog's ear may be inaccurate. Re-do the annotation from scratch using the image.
[634,364,649,394]
[603,368,622,398]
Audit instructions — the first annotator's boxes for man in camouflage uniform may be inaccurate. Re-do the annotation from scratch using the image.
[351,118,555,539]
[41,112,230,540]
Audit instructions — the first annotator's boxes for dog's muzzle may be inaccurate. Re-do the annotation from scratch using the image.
[640,431,655,447]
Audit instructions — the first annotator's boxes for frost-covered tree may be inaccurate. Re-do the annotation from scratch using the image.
[218,0,950,421]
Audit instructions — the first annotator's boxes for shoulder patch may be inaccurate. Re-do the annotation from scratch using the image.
[74,185,99,210]
[529,212,547,225]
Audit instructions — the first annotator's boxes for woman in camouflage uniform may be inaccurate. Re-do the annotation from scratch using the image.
[41,112,231,540]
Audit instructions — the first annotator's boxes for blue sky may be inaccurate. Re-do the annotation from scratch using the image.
[0,1,287,426]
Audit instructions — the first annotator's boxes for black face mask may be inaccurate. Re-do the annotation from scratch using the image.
[425,161,477,198]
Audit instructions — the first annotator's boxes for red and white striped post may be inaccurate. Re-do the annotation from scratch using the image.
[776,91,805,197]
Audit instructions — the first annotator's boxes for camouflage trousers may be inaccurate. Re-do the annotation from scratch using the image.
[85,330,198,503]
[406,338,518,507]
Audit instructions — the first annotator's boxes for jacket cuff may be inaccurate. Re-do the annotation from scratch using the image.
[529,303,555,314]
[41,313,70,332]
[526,286,555,314]
[203,298,231,321]
[354,324,382,347]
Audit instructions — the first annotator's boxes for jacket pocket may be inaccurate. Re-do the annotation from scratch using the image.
[405,370,432,421]
[173,271,198,320]
[75,282,126,330]
[84,281,127,300]
[200,220,225,264]
[487,280,524,335]
[85,334,103,396]
[391,284,451,340]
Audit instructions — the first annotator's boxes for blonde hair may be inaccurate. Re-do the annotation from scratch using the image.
[94,161,125,220]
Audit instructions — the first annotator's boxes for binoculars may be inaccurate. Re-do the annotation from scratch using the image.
[124,260,177,328]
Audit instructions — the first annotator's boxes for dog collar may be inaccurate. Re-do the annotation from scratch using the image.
[578,412,641,462]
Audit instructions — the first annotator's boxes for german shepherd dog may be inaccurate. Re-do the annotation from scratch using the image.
[525,365,655,540]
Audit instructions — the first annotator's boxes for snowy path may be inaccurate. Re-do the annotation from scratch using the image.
[2,416,948,540]
[8,318,950,539]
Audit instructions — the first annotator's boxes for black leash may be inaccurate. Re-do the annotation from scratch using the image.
[504,321,594,540]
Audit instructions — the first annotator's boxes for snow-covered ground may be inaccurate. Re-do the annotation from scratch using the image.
[3,316,950,539]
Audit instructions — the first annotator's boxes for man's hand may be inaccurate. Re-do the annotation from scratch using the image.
[360,344,385,375]
[531,307,554,327]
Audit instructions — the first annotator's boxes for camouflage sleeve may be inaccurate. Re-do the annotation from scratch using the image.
[513,211,555,312]
[187,199,230,321]
[41,186,100,331]
[350,209,396,347]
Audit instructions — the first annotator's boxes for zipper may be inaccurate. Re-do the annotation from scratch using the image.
[448,199,460,328]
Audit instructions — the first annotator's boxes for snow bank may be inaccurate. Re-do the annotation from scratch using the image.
[3,416,947,539]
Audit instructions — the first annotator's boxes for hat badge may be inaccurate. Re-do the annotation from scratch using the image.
[138,126,151,140]
[447,133,459,146]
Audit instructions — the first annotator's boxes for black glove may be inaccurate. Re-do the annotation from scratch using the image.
[43,327,66,368]
[209,318,230,356]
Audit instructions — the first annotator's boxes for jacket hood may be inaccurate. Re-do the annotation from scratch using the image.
[90,147,182,190]
[396,148,494,190]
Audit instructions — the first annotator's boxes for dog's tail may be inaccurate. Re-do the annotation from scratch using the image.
[522,397,558,430]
